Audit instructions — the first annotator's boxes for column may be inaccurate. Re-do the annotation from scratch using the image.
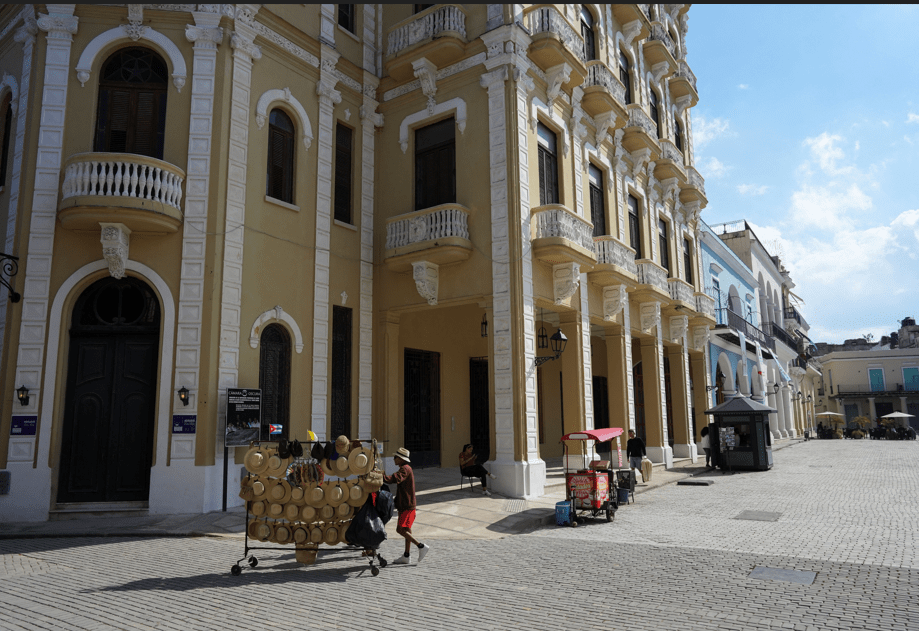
[6,6,77,523]
[606,323,631,458]
[781,386,794,437]
[376,312,400,444]
[640,318,672,467]
[668,340,695,461]
[309,47,342,442]
[867,396,876,424]
[690,347,711,451]
[559,310,586,438]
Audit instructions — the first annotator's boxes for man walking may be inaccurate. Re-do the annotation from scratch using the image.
[626,429,646,483]
[384,447,430,565]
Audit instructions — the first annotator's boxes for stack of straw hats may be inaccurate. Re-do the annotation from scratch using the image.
[241,435,379,565]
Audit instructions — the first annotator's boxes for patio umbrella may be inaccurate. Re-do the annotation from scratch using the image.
[881,411,915,418]
[815,412,845,416]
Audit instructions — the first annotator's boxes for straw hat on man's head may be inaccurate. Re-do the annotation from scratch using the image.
[394,447,411,463]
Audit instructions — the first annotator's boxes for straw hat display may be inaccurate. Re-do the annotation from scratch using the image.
[244,447,270,475]
[267,479,292,504]
[336,503,353,520]
[323,523,340,546]
[323,480,346,507]
[335,435,351,456]
[319,505,335,521]
[300,504,318,523]
[292,525,309,544]
[267,501,285,519]
[250,479,268,502]
[247,519,262,540]
[333,454,351,476]
[348,445,374,476]
[309,525,324,544]
[346,480,367,508]
[337,522,350,545]
[255,521,273,542]
[319,458,337,479]
[265,453,290,478]
[305,484,325,508]
[250,500,267,517]
[275,524,292,545]
[289,485,306,505]
[284,503,300,521]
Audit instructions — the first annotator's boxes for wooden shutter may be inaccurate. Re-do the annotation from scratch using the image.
[267,123,294,203]
[628,196,642,259]
[107,90,132,154]
[334,124,353,223]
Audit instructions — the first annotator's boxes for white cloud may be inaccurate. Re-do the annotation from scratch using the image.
[738,84,749,90]
[907,113,919,124]
[882,120,890,127]
[737,184,768,196]
[700,156,729,178]
[788,183,871,230]
[803,132,852,176]
[692,115,730,147]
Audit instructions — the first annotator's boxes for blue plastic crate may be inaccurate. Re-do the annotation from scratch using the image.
[555,500,572,526]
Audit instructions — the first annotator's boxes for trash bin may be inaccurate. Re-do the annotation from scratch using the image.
[555,500,572,526]
[617,487,631,505]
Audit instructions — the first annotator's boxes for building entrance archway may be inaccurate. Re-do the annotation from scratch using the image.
[57,276,160,504]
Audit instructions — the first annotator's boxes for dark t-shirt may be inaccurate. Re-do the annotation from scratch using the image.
[626,437,646,458]
[383,464,416,511]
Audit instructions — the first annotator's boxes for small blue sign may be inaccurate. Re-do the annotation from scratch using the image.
[10,415,37,436]
[172,414,197,434]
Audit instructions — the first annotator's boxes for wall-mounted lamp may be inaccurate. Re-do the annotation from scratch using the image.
[16,385,29,407]
[178,386,190,407]
[769,382,780,394]
[705,385,719,392]
[481,313,488,338]
[792,390,803,402]
[534,328,567,367]
[806,394,813,403]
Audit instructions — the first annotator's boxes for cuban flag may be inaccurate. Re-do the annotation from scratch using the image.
[269,424,283,435]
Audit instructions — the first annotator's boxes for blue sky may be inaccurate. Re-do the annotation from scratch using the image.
[688,5,919,344]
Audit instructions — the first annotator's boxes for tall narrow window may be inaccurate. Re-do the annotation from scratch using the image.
[619,49,631,104]
[649,89,660,138]
[334,123,353,223]
[94,47,168,159]
[338,4,355,33]
[628,194,642,259]
[331,306,353,439]
[259,324,291,440]
[414,117,455,210]
[537,122,559,206]
[588,163,605,237]
[683,237,694,285]
[0,94,11,187]
[674,117,684,152]
[580,6,596,61]
[659,219,671,276]
[267,109,295,204]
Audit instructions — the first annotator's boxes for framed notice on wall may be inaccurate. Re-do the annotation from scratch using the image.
[226,388,261,447]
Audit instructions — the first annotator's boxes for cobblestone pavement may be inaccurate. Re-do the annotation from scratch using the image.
[0,440,917,630]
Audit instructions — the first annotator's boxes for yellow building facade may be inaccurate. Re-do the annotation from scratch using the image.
[0,4,716,521]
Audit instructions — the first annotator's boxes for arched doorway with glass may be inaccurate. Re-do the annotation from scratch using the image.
[57,276,161,504]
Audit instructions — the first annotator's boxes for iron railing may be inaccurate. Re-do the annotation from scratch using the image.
[717,307,771,349]
[771,322,797,349]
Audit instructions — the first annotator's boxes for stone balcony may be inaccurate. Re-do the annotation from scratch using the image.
[588,235,638,288]
[643,23,678,76]
[582,61,628,122]
[611,5,651,38]
[666,277,695,314]
[531,204,597,268]
[523,5,587,80]
[692,292,717,326]
[680,166,707,205]
[58,152,185,234]
[632,258,670,303]
[669,60,698,107]
[383,202,472,271]
[385,4,467,81]
[622,106,660,154]
[654,138,686,182]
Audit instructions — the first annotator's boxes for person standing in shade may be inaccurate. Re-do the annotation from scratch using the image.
[700,426,712,468]
[459,444,497,496]
[626,429,646,483]
[384,447,430,565]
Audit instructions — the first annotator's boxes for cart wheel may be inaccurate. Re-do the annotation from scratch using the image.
[231,564,242,576]
[379,557,388,568]
[371,566,380,576]
[606,507,614,522]
[248,556,258,568]
[570,518,578,527]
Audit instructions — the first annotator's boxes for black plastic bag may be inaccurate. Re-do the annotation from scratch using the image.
[375,487,394,525]
[345,496,387,550]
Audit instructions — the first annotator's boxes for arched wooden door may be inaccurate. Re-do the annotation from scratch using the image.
[57,277,160,504]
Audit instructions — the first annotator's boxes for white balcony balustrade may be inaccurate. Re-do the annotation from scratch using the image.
[386,5,466,56]
[384,203,472,271]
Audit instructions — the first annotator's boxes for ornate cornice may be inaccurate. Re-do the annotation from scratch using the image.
[230,30,261,60]
[185,24,223,48]
[37,13,78,39]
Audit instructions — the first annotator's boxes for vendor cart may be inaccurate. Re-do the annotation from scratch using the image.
[559,428,624,526]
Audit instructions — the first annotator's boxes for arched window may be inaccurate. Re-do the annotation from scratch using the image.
[580,6,596,61]
[619,49,632,104]
[649,88,661,138]
[259,323,291,440]
[674,117,683,152]
[0,93,11,187]
[94,47,168,159]
[267,109,295,203]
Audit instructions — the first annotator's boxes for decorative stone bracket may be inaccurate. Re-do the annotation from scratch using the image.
[670,315,688,342]
[412,261,439,306]
[100,222,130,279]
[692,325,710,351]
[603,284,628,321]
[553,262,580,305]
[412,57,438,115]
[622,20,642,48]
[545,62,571,109]
[640,301,661,334]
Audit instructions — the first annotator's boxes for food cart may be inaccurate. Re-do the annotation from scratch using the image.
[559,427,624,526]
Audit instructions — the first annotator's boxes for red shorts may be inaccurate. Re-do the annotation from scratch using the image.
[397,509,416,529]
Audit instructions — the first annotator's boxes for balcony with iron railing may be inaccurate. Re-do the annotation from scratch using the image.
[716,307,773,351]
[383,202,472,271]
[531,204,597,268]
[784,306,809,331]
[58,152,185,233]
[835,381,919,395]
[770,322,798,350]
[384,5,467,80]
[523,5,587,76]
[588,235,638,288]
[643,23,678,75]
[582,61,628,121]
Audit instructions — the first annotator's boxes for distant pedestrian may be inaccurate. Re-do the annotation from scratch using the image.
[626,430,646,482]
[459,444,496,495]
[700,426,711,467]
[384,447,430,565]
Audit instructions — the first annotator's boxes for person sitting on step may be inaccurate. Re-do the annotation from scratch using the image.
[459,444,496,496]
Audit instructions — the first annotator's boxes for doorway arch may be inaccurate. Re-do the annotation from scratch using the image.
[57,276,160,503]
